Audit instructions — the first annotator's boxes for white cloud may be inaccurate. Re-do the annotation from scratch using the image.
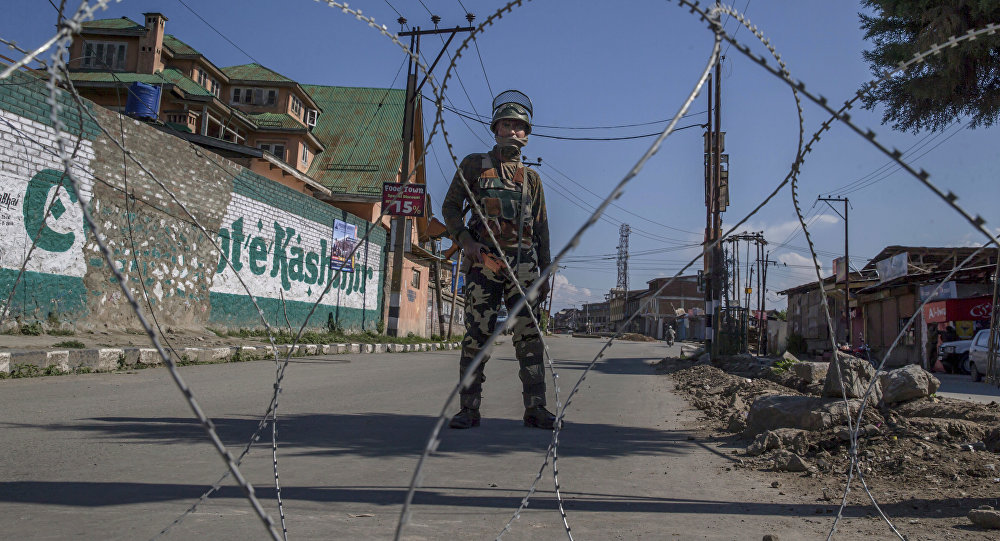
[742,214,839,247]
[551,274,600,311]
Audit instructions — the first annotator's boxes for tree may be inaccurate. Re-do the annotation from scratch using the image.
[859,0,1000,132]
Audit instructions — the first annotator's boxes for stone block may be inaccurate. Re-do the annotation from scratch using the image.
[790,361,829,384]
[362,343,374,353]
[304,344,317,355]
[348,343,360,353]
[373,344,385,354]
[70,348,123,371]
[0,352,9,374]
[200,347,231,363]
[321,344,331,354]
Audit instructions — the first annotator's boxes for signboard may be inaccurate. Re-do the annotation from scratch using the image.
[330,219,358,272]
[382,182,426,216]
[833,256,848,283]
[918,281,957,302]
[922,295,994,323]
[876,252,907,284]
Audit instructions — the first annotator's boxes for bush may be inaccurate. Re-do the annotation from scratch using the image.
[786,332,807,355]
[53,340,85,349]
[19,321,43,336]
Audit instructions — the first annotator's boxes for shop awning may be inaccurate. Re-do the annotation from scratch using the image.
[922,295,994,323]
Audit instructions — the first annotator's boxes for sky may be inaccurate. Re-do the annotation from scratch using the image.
[5,0,999,314]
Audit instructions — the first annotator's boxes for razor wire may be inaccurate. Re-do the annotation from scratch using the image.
[23,2,283,539]
[3,1,999,540]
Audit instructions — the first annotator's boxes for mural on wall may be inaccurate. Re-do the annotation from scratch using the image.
[210,193,382,328]
[0,109,96,319]
[0,90,384,331]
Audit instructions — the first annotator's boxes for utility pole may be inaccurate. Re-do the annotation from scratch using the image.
[759,251,780,354]
[388,17,474,337]
[704,58,727,358]
[818,196,851,345]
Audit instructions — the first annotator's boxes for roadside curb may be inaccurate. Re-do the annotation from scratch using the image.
[0,341,462,378]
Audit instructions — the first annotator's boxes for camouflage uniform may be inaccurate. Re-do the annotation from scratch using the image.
[441,147,550,411]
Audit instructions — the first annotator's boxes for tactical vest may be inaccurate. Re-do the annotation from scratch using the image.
[468,154,533,248]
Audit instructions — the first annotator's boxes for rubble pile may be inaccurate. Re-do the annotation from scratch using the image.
[619,333,657,342]
[658,352,1000,531]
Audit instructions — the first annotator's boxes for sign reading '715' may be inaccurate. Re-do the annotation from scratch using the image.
[381,182,426,216]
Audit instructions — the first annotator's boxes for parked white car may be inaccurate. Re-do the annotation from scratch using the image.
[967,329,998,382]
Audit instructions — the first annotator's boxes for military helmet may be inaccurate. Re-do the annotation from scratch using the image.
[490,89,533,134]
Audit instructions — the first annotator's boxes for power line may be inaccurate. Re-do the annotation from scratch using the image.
[175,0,262,65]
[544,160,703,236]
[436,98,707,140]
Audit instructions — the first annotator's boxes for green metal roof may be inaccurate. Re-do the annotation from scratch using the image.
[81,17,144,32]
[68,68,213,97]
[246,112,304,130]
[303,85,406,196]
[163,34,200,56]
[221,63,293,83]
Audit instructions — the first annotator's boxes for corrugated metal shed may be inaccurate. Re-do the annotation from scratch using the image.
[303,84,406,196]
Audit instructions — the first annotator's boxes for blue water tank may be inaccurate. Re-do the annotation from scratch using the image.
[125,82,160,120]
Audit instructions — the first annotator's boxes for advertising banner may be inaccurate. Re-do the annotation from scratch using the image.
[382,182,426,216]
[330,219,358,273]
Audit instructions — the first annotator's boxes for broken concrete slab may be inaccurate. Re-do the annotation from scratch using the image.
[880,364,940,405]
[790,362,829,385]
[968,505,1000,529]
[745,395,864,437]
[823,352,881,403]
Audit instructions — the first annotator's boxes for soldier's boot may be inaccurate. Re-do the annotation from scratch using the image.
[449,393,481,429]
[523,404,558,429]
[522,391,559,429]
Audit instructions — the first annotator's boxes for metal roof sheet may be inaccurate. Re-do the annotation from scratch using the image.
[81,17,144,32]
[302,84,405,196]
[245,112,304,130]
[162,34,200,56]
[68,68,213,97]
[221,63,293,83]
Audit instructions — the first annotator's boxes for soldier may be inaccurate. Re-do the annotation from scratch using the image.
[441,90,555,430]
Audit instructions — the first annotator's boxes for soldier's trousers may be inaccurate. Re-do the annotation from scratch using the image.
[459,246,546,409]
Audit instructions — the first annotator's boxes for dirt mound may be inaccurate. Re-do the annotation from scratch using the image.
[619,333,656,342]
[659,353,1000,534]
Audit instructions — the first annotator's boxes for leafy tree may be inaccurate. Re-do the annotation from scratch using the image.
[859,0,1000,132]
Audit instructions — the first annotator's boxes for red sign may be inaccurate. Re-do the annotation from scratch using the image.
[922,295,994,323]
[381,182,426,216]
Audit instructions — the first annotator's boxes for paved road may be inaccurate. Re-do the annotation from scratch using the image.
[936,373,1000,404]
[1,335,839,540]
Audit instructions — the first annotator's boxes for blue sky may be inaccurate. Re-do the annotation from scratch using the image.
[6,1,999,313]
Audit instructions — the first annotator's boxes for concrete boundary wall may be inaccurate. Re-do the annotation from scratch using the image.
[0,71,385,332]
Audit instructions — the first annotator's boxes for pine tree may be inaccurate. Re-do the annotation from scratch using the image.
[859,0,1000,132]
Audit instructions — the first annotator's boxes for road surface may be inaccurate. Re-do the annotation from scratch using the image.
[2,335,841,540]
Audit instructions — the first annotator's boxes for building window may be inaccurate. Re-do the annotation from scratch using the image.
[259,143,286,161]
[411,269,421,288]
[82,41,127,70]
[290,94,302,116]
[232,87,277,106]
[305,109,318,127]
[196,69,220,97]
[300,142,309,165]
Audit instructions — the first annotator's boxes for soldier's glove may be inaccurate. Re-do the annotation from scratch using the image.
[460,237,488,265]
[534,276,550,303]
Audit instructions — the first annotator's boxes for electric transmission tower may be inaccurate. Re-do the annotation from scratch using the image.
[617,223,631,300]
